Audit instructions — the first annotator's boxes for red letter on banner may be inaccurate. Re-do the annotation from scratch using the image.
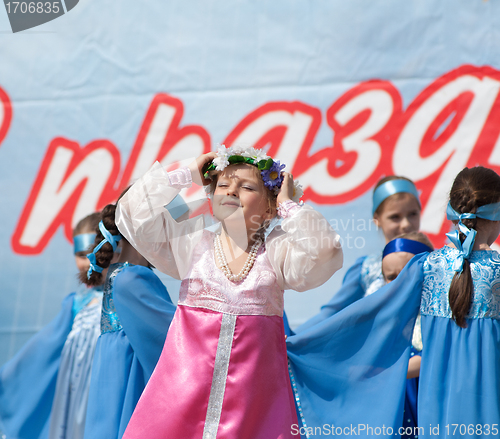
[393,65,500,246]
[0,86,13,148]
[223,101,322,177]
[12,138,121,255]
[120,93,211,187]
[298,81,402,204]
[12,94,211,255]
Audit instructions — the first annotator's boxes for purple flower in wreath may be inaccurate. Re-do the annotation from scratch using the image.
[261,160,285,192]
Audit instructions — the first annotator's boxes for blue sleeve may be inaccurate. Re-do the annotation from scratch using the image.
[113,266,176,379]
[294,256,366,333]
[286,253,426,432]
[0,293,75,439]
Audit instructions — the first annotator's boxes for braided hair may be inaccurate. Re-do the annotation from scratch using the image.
[448,167,500,327]
[79,203,122,286]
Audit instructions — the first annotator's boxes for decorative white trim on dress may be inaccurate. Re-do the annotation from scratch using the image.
[203,313,237,439]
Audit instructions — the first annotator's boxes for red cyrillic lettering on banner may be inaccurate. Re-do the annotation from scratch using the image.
[11,66,500,255]
[120,93,211,187]
[0,86,13,147]
[393,65,500,247]
[12,138,121,255]
[12,93,211,255]
[223,101,322,177]
[298,81,402,204]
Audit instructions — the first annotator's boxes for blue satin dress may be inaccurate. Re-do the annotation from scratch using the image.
[83,263,176,439]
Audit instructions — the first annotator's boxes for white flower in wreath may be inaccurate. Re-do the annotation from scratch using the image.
[229,144,246,155]
[213,144,230,171]
[241,147,270,164]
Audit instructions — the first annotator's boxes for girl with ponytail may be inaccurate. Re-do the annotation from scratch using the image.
[446,167,500,327]
[82,197,180,439]
[287,166,500,437]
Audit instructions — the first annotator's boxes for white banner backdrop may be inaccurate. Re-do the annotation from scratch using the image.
[2,0,500,363]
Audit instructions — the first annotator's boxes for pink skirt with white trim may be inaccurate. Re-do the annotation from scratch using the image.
[123,305,297,439]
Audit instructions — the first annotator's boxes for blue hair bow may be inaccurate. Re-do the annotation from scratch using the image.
[86,221,122,279]
[445,201,500,273]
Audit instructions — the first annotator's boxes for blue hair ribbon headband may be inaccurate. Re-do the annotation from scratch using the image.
[86,221,122,279]
[446,201,500,273]
[383,238,433,259]
[372,179,420,215]
[73,233,96,254]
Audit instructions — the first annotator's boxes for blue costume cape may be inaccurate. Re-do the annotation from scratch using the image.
[0,294,76,439]
[294,257,366,333]
[287,254,424,437]
[83,263,176,439]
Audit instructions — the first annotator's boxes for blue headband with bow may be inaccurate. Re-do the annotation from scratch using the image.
[446,201,500,273]
[86,221,122,279]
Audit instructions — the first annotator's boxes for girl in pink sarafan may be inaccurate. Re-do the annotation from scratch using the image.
[116,145,343,439]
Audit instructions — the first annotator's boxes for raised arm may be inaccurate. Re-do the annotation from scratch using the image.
[265,173,343,291]
[116,156,213,279]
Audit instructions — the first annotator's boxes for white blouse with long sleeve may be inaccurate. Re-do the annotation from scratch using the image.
[116,161,343,294]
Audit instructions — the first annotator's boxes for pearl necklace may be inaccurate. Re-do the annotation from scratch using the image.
[214,234,261,282]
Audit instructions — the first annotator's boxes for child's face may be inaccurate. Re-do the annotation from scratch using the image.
[213,164,272,234]
[382,251,414,283]
[75,250,90,274]
[373,193,420,243]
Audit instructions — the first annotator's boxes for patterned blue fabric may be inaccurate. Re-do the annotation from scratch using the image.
[100,263,128,334]
[84,264,176,439]
[421,246,500,319]
[360,253,385,296]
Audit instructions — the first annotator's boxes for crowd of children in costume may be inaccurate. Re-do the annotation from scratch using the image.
[1,144,499,439]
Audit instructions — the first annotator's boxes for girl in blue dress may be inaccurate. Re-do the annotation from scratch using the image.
[380,232,433,439]
[287,166,500,438]
[0,212,103,439]
[295,176,421,333]
[82,200,178,439]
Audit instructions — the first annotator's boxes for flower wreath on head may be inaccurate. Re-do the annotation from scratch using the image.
[203,145,304,203]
